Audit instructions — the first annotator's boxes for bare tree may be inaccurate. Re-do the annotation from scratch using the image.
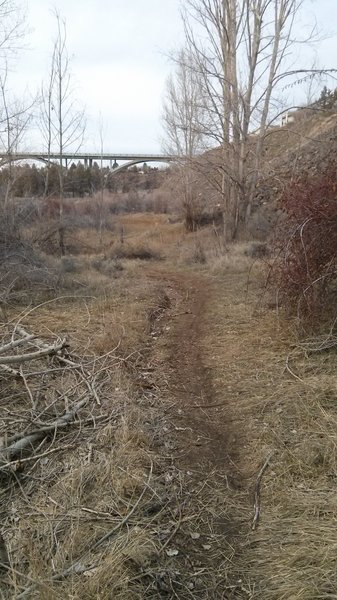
[162,48,205,158]
[176,0,333,240]
[0,68,32,210]
[96,112,107,248]
[42,10,85,254]
[162,48,207,229]
[40,46,56,199]
[0,2,31,239]
[0,0,26,62]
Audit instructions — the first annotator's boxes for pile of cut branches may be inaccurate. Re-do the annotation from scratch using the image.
[0,321,156,598]
[0,323,111,467]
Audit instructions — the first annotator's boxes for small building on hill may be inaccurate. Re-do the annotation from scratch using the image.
[281,111,296,126]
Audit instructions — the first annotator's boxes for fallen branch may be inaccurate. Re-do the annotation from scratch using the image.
[0,398,87,463]
[17,326,101,405]
[252,452,273,531]
[0,364,21,377]
[0,332,35,355]
[299,334,337,353]
[0,339,66,365]
[0,444,74,472]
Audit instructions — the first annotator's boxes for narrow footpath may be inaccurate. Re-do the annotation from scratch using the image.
[142,266,270,598]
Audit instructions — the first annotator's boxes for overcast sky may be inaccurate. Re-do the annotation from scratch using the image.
[9,0,337,154]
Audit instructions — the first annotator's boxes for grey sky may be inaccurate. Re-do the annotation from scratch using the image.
[10,0,337,154]
[13,0,184,153]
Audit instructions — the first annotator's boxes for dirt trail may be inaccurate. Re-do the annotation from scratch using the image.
[144,258,328,600]
[143,267,248,598]
[150,271,233,469]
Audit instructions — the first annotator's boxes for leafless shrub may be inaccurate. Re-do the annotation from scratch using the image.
[109,242,162,261]
[185,240,207,264]
[91,257,124,276]
[268,164,337,329]
[59,256,79,273]
[0,221,59,306]
[11,198,40,226]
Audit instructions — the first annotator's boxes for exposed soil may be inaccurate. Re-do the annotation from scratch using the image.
[140,267,251,598]
[148,270,235,469]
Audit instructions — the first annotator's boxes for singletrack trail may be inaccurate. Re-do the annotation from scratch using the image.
[142,266,258,598]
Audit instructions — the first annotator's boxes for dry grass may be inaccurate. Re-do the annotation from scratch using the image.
[200,256,337,599]
[4,411,159,599]
[108,241,162,261]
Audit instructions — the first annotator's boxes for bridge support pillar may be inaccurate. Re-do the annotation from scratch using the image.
[84,158,88,168]
[89,158,93,168]
[112,160,118,169]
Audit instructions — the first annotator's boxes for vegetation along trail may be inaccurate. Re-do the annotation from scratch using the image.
[3,207,337,598]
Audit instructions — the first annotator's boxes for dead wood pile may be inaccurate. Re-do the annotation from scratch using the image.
[0,322,155,598]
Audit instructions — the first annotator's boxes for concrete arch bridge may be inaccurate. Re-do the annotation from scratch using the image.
[0,152,178,172]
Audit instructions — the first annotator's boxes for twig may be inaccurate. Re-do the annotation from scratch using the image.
[285,354,303,382]
[19,366,35,407]
[159,505,183,554]
[252,452,273,531]
[188,401,228,409]
[1,398,87,462]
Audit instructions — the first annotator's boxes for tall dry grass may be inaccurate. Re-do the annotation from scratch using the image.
[201,253,337,599]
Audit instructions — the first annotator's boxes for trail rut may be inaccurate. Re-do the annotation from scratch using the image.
[142,268,245,598]
[153,272,233,470]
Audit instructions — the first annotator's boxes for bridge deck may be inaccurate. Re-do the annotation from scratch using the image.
[0,152,176,161]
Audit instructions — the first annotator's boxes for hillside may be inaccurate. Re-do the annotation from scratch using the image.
[250,110,337,235]
[184,108,337,239]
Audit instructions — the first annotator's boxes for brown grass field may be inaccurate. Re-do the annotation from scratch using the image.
[1,211,337,598]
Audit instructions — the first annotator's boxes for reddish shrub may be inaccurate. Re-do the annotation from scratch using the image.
[270,164,337,327]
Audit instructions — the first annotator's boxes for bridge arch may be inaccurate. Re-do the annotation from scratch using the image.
[0,154,50,167]
[110,157,173,174]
